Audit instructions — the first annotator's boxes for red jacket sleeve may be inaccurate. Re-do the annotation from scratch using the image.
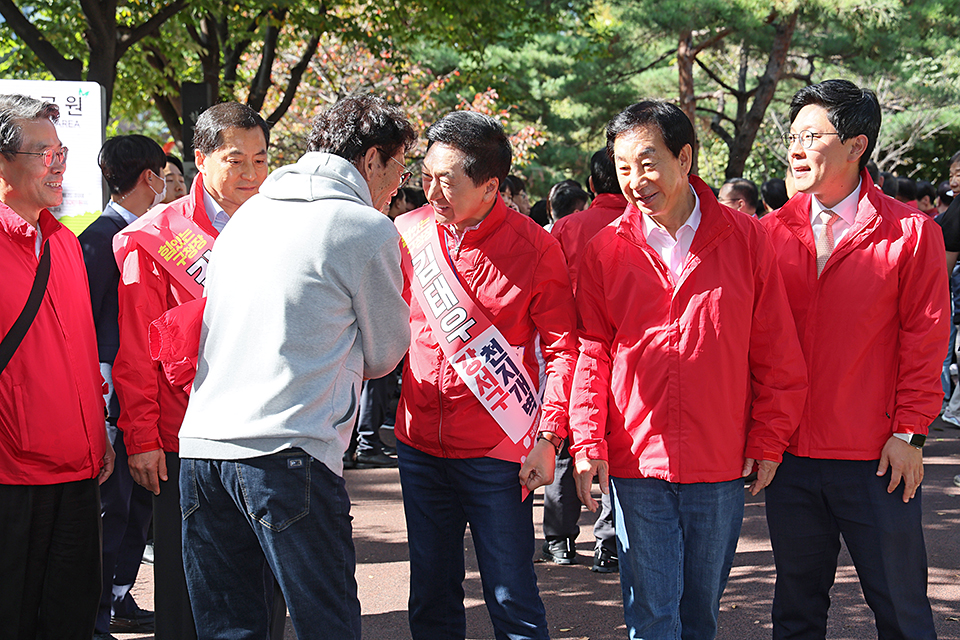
[113,248,169,455]
[149,297,206,393]
[529,237,579,438]
[743,227,808,463]
[568,236,614,463]
[894,215,950,434]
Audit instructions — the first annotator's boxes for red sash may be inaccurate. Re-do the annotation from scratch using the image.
[113,204,215,301]
[396,208,542,467]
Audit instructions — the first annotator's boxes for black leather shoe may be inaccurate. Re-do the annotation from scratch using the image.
[110,604,155,633]
[541,538,576,564]
[354,451,399,469]
[591,546,619,573]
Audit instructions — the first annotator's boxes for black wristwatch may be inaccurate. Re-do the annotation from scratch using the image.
[893,432,926,449]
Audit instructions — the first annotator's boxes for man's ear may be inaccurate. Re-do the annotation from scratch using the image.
[483,178,499,201]
[356,147,381,181]
[848,135,869,165]
[195,149,206,176]
[679,144,693,176]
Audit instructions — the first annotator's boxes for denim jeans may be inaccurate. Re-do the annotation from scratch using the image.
[610,476,744,640]
[397,441,549,640]
[181,449,360,640]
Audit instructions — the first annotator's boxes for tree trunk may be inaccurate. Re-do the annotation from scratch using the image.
[677,30,699,174]
[724,9,799,179]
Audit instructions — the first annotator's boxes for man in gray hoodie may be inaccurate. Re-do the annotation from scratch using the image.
[177,94,415,639]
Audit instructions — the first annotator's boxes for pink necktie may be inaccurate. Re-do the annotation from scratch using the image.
[816,211,840,276]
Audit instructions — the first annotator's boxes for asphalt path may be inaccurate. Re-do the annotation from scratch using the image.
[119,421,960,640]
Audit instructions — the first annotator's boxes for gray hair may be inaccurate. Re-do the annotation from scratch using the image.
[0,94,59,160]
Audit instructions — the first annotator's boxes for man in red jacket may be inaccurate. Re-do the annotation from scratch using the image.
[112,102,269,640]
[394,111,578,640]
[540,148,627,572]
[0,94,114,638]
[563,101,807,639]
[762,79,945,640]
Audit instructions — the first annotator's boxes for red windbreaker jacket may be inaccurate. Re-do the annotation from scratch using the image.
[569,176,808,483]
[395,198,578,458]
[762,171,948,459]
[112,175,215,455]
[0,206,106,484]
[550,192,628,292]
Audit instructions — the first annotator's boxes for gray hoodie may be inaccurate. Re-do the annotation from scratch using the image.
[178,153,410,475]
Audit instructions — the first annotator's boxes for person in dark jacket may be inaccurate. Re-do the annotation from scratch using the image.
[80,134,166,638]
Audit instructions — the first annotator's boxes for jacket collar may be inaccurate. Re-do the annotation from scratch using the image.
[101,202,134,229]
[0,202,62,248]
[616,175,733,283]
[186,174,217,238]
[774,169,880,257]
[590,192,629,211]
[442,194,510,247]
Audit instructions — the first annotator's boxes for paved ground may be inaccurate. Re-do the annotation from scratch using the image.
[117,421,960,640]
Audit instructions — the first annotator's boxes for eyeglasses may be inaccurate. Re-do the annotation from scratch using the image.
[11,146,68,167]
[781,131,841,149]
[390,156,412,188]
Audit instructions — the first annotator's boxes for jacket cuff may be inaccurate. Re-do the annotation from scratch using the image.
[894,424,929,436]
[573,442,608,465]
[744,442,783,464]
[123,437,164,456]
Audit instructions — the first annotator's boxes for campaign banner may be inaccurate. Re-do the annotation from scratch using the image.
[114,205,214,301]
[397,208,542,456]
[0,80,105,233]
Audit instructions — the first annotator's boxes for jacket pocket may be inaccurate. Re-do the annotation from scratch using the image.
[13,385,29,451]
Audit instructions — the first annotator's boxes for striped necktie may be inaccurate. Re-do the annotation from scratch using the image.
[815,210,840,276]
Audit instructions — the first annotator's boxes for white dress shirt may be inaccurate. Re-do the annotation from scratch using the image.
[110,201,139,226]
[642,185,702,280]
[202,187,231,233]
[810,178,861,245]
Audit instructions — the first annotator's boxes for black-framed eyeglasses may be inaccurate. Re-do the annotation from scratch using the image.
[390,156,412,188]
[781,131,841,149]
[11,146,68,167]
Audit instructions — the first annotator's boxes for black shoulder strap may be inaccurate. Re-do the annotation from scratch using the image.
[0,239,51,375]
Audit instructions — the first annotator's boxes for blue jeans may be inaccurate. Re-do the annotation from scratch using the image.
[611,476,744,640]
[397,441,549,640]
[181,450,360,640]
[942,321,956,400]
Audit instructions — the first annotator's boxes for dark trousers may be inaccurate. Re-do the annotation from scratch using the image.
[765,453,936,640]
[397,441,548,640]
[97,427,153,631]
[356,376,391,455]
[0,478,102,640]
[542,439,615,551]
[154,452,197,640]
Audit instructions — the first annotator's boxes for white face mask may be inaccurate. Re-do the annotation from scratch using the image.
[149,171,167,208]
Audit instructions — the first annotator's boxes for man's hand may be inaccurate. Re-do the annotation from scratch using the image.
[519,439,557,492]
[574,458,609,512]
[98,432,116,485]
[877,436,923,502]
[742,458,779,496]
[128,449,167,495]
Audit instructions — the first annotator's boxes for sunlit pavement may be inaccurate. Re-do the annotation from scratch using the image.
[120,421,960,640]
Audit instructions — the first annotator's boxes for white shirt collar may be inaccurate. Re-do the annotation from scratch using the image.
[109,201,139,226]
[202,185,231,233]
[641,185,702,246]
[810,178,861,227]
[640,185,702,279]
